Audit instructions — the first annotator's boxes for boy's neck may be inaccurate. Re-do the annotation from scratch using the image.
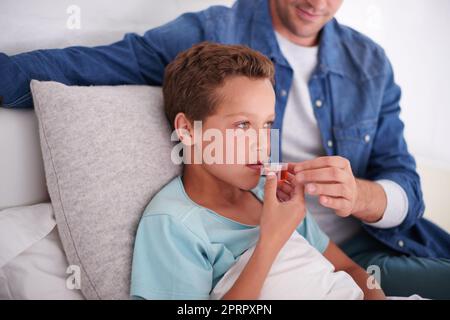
[182,164,246,208]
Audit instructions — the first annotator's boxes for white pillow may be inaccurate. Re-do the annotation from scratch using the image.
[0,203,55,268]
[0,203,84,300]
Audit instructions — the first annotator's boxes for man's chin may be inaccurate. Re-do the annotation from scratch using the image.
[293,24,322,38]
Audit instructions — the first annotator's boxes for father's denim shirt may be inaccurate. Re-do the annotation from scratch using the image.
[1,0,449,258]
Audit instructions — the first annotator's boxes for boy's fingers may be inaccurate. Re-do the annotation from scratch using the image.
[264,172,278,204]
[277,190,290,202]
[289,183,305,205]
[286,172,296,184]
[278,180,293,194]
[284,171,304,189]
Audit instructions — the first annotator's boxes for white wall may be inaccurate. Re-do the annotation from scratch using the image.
[0,0,233,53]
[336,0,450,170]
[336,0,450,230]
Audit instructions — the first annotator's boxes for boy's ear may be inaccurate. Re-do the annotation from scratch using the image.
[174,112,193,145]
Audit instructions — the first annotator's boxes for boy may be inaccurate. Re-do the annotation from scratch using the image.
[130,42,385,300]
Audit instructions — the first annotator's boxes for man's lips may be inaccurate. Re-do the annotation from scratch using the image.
[295,7,322,22]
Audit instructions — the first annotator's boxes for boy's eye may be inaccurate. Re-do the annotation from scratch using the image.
[236,121,250,129]
[263,121,274,129]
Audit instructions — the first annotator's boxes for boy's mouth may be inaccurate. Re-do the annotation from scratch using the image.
[245,161,263,172]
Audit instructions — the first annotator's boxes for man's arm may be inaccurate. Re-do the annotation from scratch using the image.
[291,55,423,230]
[363,56,425,230]
[0,12,206,108]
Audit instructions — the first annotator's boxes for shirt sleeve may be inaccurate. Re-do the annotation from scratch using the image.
[296,211,330,254]
[2,12,207,108]
[364,179,409,229]
[130,214,213,300]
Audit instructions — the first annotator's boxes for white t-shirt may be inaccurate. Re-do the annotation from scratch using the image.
[276,36,324,163]
[275,32,361,244]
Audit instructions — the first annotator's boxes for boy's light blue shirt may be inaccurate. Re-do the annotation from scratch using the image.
[130,176,329,300]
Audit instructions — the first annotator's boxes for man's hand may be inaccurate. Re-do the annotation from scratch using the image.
[290,156,388,223]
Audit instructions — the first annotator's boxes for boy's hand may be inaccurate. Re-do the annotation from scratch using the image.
[259,172,306,253]
[276,172,297,202]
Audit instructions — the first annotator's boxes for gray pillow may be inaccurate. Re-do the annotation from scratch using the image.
[30,80,181,299]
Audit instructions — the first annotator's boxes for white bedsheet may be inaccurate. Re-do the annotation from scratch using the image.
[210,231,364,300]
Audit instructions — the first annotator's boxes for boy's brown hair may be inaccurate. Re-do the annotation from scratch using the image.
[163,41,275,128]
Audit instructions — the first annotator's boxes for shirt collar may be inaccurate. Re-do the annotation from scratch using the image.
[249,0,353,78]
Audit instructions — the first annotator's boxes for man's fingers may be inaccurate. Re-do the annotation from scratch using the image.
[305,183,352,199]
[319,195,352,216]
[287,163,297,174]
[295,167,347,184]
[293,156,350,173]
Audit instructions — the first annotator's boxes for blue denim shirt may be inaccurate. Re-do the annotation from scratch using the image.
[1,0,449,258]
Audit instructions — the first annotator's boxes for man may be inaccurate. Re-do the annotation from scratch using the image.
[1,0,449,298]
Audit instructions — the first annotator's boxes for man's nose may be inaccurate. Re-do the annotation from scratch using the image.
[306,0,327,12]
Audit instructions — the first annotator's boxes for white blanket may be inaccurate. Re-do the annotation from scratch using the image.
[210,231,364,300]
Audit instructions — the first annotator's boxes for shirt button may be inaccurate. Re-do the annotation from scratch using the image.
[398,240,404,248]
[327,140,333,148]
[280,89,287,97]
[364,134,371,143]
[315,99,323,108]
